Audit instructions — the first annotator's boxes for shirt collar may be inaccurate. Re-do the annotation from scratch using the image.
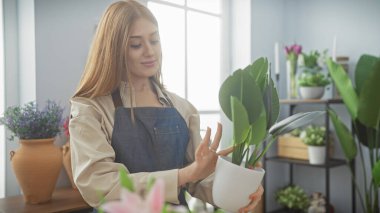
[119,80,171,107]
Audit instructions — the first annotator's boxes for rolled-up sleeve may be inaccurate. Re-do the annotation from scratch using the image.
[70,98,180,207]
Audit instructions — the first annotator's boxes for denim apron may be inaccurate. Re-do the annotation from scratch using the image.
[111,89,189,205]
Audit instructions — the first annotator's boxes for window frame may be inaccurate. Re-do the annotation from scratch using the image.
[146,0,230,131]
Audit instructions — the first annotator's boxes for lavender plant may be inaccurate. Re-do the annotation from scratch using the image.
[0,100,64,140]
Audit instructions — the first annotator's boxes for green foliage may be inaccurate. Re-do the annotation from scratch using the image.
[300,125,326,146]
[0,100,64,140]
[302,50,321,68]
[119,167,135,192]
[290,128,301,137]
[327,55,380,213]
[298,71,330,87]
[276,185,309,211]
[219,57,324,168]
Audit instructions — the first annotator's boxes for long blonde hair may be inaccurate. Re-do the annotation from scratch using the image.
[74,0,163,98]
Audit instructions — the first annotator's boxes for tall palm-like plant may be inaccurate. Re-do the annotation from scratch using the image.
[326,55,380,213]
[219,57,324,168]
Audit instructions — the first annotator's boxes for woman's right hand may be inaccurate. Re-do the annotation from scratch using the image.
[178,123,233,185]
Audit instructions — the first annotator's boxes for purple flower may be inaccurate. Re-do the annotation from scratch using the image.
[0,100,64,140]
[285,44,303,57]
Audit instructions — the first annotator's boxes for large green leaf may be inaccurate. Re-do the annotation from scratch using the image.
[328,109,357,160]
[231,96,250,144]
[119,167,135,192]
[355,54,380,95]
[263,79,280,128]
[357,60,380,128]
[249,109,267,146]
[269,111,325,136]
[245,57,268,92]
[373,160,380,188]
[219,69,264,124]
[326,58,359,120]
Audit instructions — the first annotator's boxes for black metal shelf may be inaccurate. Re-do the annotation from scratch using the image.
[263,98,355,213]
[280,98,343,105]
[265,156,347,168]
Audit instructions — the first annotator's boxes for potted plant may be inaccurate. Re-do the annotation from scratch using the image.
[213,57,324,212]
[300,125,327,164]
[276,185,309,213]
[326,54,380,213]
[0,100,64,204]
[298,50,330,99]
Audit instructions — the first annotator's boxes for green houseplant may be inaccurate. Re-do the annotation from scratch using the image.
[276,185,309,213]
[326,54,380,213]
[212,57,324,212]
[298,50,330,99]
[300,125,326,146]
[300,125,327,164]
[0,100,64,140]
[0,100,64,204]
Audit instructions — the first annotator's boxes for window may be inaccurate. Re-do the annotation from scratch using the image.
[0,0,5,198]
[147,0,225,132]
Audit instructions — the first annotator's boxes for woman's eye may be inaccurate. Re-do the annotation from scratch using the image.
[130,44,141,49]
[150,40,160,45]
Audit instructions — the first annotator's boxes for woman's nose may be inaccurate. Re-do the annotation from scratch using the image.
[144,43,154,56]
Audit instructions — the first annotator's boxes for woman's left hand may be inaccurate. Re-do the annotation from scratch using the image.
[238,184,264,213]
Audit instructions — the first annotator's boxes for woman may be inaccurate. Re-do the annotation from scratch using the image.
[69,1,263,212]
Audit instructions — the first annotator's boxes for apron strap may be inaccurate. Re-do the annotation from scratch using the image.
[111,89,123,109]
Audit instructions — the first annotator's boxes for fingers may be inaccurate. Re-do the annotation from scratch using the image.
[209,123,222,151]
[217,146,234,156]
[249,185,264,200]
[196,127,211,159]
[239,185,264,213]
[255,161,263,168]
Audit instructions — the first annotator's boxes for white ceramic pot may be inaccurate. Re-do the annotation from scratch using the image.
[212,156,265,212]
[299,86,325,99]
[308,146,326,165]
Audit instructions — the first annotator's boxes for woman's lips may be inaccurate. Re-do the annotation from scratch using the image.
[141,60,156,68]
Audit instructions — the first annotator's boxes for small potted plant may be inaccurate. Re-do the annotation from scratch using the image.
[276,185,310,213]
[298,50,330,99]
[0,100,64,204]
[300,125,327,164]
[213,57,324,212]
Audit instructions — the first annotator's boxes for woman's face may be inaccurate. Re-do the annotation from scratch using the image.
[126,18,161,82]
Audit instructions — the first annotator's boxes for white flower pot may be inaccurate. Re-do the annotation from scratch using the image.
[299,86,325,99]
[308,146,326,165]
[212,156,265,212]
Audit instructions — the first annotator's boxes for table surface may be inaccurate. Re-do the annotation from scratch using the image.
[0,187,92,213]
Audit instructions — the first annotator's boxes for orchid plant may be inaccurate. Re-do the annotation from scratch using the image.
[219,57,324,168]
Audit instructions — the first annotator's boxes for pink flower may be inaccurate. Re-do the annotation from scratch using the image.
[102,179,165,213]
[285,44,302,57]
[63,116,70,137]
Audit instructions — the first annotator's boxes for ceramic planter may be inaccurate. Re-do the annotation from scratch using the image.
[299,86,325,99]
[10,138,62,204]
[307,145,326,165]
[212,156,265,212]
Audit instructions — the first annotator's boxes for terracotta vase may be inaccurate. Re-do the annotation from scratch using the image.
[10,138,62,204]
[62,140,76,189]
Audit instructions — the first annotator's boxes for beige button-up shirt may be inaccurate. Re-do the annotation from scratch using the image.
[69,81,214,207]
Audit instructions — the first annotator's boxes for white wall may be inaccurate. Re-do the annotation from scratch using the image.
[3,0,21,197]
[252,0,380,212]
[3,0,120,196]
